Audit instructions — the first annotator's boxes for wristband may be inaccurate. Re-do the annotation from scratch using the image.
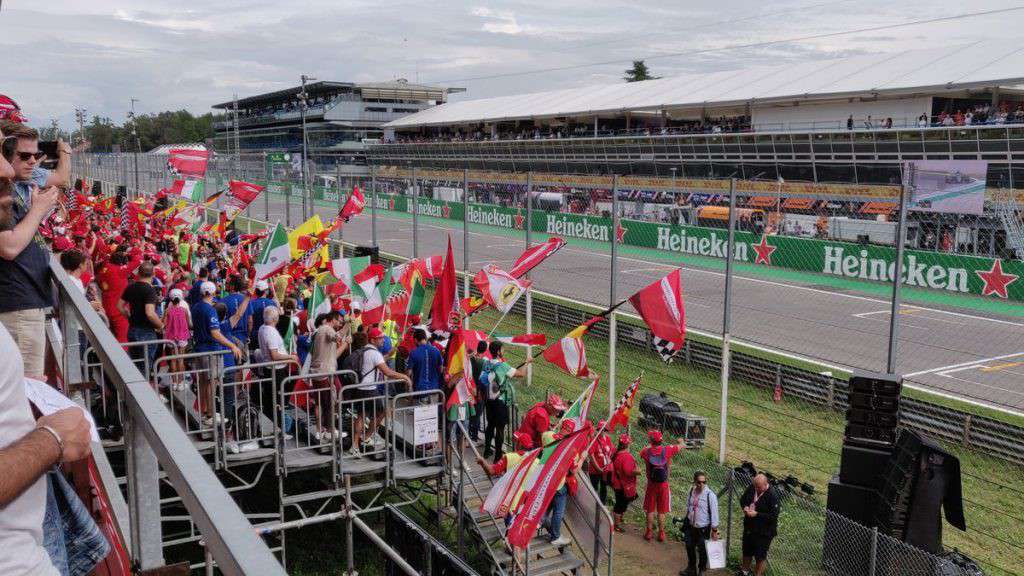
[37,425,64,462]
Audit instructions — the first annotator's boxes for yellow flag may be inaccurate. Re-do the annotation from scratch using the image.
[287,214,329,263]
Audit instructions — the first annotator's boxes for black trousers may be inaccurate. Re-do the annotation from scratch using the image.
[483,399,509,462]
[589,472,609,504]
[685,525,711,574]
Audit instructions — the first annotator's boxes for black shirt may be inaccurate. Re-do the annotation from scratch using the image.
[0,195,53,313]
[739,484,781,538]
[121,281,159,329]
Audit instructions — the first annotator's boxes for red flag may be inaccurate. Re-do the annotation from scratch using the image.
[539,315,603,378]
[340,185,365,221]
[506,428,591,549]
[474,265,531,314]
[224,180,264,220]
[628,269,686,362]
[428,237,459,336]
[167,148,209,178]
[444,329,476,410]
[607,373,643,431]
[509,237,567,278]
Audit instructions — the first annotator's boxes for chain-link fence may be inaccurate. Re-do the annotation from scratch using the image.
[73,153,1023,575]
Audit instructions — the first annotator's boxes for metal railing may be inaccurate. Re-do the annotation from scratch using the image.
[49,258,286,575]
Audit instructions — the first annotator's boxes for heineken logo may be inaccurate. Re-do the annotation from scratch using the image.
[406,201,444,218]
[469,205,514,228]
[546,215,609,242]
[823,247,968,292]
[656,227,748,261]
[322,190,339,202]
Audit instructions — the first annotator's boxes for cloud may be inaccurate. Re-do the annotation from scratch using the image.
[471,6,534,35]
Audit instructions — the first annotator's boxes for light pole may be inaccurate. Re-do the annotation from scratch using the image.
[74,108,89,185]
[298,74,316,221]
[129,98,140,199]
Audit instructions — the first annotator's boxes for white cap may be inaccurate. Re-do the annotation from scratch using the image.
[351,301,362,311]
[168,288,184,301]
[200,281,217,295]
[255,279,269,291]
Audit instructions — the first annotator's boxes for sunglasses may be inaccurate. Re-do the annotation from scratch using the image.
[16,151,46,162]
[695,480,707,484]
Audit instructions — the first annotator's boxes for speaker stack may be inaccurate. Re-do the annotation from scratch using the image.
[823,370,901,576]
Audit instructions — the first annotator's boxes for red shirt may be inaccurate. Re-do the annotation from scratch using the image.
[639,444,681,482]
[586,433,614,474]
[611,449,638,497]
[518,403,550,448]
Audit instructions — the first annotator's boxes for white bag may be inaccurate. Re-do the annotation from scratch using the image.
[706,539,726,570]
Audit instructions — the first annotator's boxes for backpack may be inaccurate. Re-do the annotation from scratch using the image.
[647,446,669,483]
[482,360,504,401]
[345,345,377,382]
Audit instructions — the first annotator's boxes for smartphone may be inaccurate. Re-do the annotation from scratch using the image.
[38,141,59,170]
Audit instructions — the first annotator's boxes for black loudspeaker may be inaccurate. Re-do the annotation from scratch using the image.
[826,475,879,526]
[848,391,899,412]
[839,444,892,489]
[844,423,897,446]
[846,408,899,428]
[848,371,902,397]
[823,475,879,576]
[874,429,965,555]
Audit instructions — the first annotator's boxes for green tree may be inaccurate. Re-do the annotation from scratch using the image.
[623,60,659,82]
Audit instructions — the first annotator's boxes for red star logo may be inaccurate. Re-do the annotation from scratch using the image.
[442,204,451,218]
[976,259,1018,298]
[752,234,777,265]
[514,209,525,230]
[615,222,627,243]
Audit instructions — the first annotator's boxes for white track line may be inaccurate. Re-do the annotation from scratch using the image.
[904,352,1024,377]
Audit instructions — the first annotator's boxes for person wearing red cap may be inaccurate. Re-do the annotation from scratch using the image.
[518,392,567,450]
[610,434,639,532]
[586,420,614,505]
[640,429,687,542]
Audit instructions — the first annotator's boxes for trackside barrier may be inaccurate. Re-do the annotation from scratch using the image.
[48,259,286,574]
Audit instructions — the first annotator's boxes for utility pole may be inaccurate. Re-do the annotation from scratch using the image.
[129,98,140,199]
[75,108,88,183]
[232,94,241,182]
[298,74,316,221]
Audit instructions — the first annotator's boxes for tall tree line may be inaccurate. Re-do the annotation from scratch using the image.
[66,110,222,152]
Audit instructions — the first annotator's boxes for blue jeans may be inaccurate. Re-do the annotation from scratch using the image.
[44,469,111,576]
[127,326,159,374]
[544,485,569,540]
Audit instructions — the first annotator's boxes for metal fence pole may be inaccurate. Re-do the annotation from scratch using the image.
[463,168,470,329]
[285,181,292,228]
[609,174,619,414]
[457,449,465,558]
[887,179,911,374]
[337,162,344,248]
[371,165,378,247]
[263,152,270,222]
[725,469,734,561]
[525,173,534,388]
[868,526,879,576]
[345,475,355,576]
[412,167,419,258]
[124,410,164,569]
[718,178,738,465]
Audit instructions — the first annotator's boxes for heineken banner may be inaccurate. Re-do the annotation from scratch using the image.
[259,183,1023,301]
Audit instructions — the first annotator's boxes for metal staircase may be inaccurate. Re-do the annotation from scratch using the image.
[993,190,1024,259]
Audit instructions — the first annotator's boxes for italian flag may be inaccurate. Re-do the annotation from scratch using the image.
[329,256,373,298]
[169,178,204,203]
[559,377,598,431]
[307,283,331,331]
[283,316,296,354]
[255,222,290,280]
[362,265,397,325]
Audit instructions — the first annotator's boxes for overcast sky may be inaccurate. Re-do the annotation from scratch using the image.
[3,0,1023,129]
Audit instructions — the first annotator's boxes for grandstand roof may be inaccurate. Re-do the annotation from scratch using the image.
[213,79,462,109]
[386,41,1024,129]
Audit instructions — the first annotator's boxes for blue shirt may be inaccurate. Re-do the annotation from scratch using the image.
[248,297,276,343]
[14,166,48,209]
[408,343,443,392]
[222,293,251,345]
[190,301,222,352]
[187,280,205,307]
[684,486,720,529]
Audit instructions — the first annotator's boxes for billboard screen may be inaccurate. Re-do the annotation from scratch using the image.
[903,160,987,215]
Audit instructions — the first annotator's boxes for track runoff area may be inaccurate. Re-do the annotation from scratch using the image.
[259,194,1024,415]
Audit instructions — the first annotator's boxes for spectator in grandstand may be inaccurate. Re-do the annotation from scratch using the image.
[406,328,443,392]
[482,341,527,463]
[0,320,93,576]
[1,121,71,210]
[247,279,277,350]
[586,420,613,505]
[917,113,929,127]
[738,473,781,576]
[884,117,893,129]
[640,429,687,542]
[96,244,142,343]
[221,275,253,349]
[59,249,104,316]
[191,280,242,425]
[308,311,349,440]
[517,392,567,452]
[863,116,873,129]
[344,328,410,456]
[0,170,58,379]
[846,115,853,130]
[118,261,164,368]
[610,433,638,532]
[162,288,191,389]
[467,339,489,444]
[681,470,719,576]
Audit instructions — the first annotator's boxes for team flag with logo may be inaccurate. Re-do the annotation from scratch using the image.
[474,265,532,314]
[223,180,264,221]
[168,179,205,202]
[482,447,541,517]
[506,428,591,549]
[340,185,366,222]
[540,315,603,378]
[255,221,291,280]
[167,148,209,178]
[628,269,686,362]
[508,237,567,278]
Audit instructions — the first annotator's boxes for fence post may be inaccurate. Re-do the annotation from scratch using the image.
[962,414,973,446]
[263,152,270,222]
[724,469,734,564]
[345,475,355,576]
[371,164,378,247]
[887,178,910,374]
[336,163,344,251]
[462,168,471,329]
[609,174,619,414]
[124,407,165,569]
[718,178,737,465]
[285,181,292,228]
[412,167,419,259]
[868,526,878,576]
[525,173,534,388]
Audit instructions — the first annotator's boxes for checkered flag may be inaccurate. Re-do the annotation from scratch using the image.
[652,337,679,363]
[628,269,686,364]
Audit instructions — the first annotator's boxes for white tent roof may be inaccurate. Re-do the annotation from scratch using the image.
[386,41,1024,129]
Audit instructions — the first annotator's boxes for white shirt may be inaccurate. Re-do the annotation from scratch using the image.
[357,347,385,390]
[258,324,286,362]
[0,324,59,575]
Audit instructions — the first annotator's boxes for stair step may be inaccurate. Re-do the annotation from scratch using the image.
[281,487,343,506]
[525,553,585,576]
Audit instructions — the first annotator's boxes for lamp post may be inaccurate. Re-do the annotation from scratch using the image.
[298,74,316,220]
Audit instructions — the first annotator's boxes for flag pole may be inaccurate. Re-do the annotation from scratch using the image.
[486,308,513,339]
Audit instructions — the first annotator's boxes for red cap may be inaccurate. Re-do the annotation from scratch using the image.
[618,434,631,445]
[647,429,663,444]
[545,394,567,412]
[367,327,385,339]
[52,237,74,252]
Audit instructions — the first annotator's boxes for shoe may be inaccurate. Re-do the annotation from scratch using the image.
[282,432,294,441]
[346,448,362,458]
[550,536,571,547]
[226,442,241,454]
[203,414,225,427]
[644,528,653,541]
[658,530,666,542]
[240,441,259,452]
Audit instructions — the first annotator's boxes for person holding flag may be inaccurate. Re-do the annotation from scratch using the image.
[586,420,614,505]
[517,393,567,452]
[640,429,687,542]
[610,434,639,532]
[480,340,528,463]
